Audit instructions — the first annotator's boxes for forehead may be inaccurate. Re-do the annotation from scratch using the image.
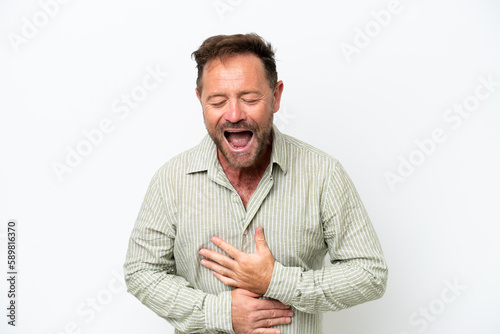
[202,53,268,92]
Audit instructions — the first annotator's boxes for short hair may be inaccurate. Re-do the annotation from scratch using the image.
[192,33,278,95]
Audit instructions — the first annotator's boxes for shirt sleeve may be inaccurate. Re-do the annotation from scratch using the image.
[123,173,235,333]
[264,161,388,313]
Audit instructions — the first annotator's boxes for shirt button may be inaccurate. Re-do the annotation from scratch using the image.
[243,230,248,236]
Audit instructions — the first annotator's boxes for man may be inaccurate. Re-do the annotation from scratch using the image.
[124,33,388,334]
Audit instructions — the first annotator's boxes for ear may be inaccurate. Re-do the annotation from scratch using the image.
[272,80,284,113]
[196,88,202,103]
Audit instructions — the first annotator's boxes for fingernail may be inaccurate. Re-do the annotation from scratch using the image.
[199,249,206,255]
[286,317,291,324]
[288,311,293,317]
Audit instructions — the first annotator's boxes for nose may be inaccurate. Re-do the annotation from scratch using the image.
[224,100,247,124]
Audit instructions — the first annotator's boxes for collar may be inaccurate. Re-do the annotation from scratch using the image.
[186,124,288,175]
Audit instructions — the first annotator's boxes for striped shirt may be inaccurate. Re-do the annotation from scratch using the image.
[124,125,388,333]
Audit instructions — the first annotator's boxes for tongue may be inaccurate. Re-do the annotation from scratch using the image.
[227,131,252,148]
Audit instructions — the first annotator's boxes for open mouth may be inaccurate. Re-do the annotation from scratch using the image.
[223,130,254,152]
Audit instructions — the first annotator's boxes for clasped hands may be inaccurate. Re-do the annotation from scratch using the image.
[199,227,293,334]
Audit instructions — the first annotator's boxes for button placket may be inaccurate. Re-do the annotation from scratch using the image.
[240,227,253,252]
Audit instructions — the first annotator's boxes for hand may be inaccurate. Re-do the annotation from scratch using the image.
[199,227,275,295]
[231,288,293,334]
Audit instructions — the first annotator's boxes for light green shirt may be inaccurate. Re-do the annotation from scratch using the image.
[124,125,388,334]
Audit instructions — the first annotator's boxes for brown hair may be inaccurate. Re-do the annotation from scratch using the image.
[192,33,278,94]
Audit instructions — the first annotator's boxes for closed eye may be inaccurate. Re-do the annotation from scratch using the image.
[211,100,226,107]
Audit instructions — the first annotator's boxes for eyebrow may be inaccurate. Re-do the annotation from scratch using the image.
[206,90,262,101]
[206,93,227,100]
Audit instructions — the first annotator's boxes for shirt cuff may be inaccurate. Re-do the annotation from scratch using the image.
[205,290,234,333]
[264,261,302,305]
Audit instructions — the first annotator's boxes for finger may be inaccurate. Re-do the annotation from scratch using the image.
[234,288,262,298]
[254,227,270,253]
[255,315,291,329]
[255,299,290,311]
[211,236,243,260]
[200,259,234,278]
[199,249,237,269]
[250,329,281,334]
[212,271,239,287]
[256,309,294,321]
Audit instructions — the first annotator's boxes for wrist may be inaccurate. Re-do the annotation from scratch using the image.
[260,259,275,294]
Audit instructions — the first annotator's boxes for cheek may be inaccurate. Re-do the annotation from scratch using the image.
[203,110,227,131]
[249,105,273,125]
[203,109,218,124]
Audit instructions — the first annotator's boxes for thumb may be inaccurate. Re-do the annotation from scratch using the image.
[254,227,269,252]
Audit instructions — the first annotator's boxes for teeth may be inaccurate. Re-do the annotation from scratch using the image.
[224,130,253,150]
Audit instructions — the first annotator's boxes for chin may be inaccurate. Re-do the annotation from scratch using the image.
[225,152,257,168]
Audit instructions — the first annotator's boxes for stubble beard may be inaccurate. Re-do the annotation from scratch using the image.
[205,112,274,169]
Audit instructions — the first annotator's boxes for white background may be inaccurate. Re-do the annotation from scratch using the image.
[1,0,499,333]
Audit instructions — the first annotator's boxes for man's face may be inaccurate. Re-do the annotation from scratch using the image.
[197,53,283,169]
